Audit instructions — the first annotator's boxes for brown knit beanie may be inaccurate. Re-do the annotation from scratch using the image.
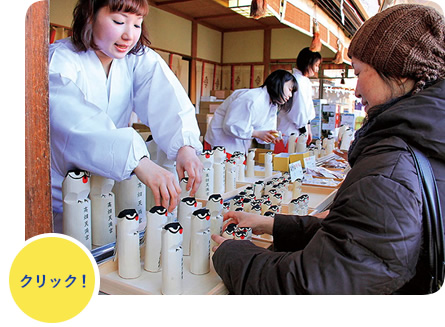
[348,4,445,94]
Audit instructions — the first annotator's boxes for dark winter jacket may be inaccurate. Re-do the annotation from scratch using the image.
[212,79,445,294]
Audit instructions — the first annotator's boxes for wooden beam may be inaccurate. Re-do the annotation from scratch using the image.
[200,61,206,96]
[148,0,225,32]
[213,64,217,89]
[190,20,198,104]
[195,13,239,21]
[154,0,193,6]
[222,23,286,33]
[211,0,230,7]
[231,65,235,90]
[25,0,52,240]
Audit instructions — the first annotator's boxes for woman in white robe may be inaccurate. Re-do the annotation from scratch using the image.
[49,0,202,214]
[275,47,321,152]
[204,70,297,156]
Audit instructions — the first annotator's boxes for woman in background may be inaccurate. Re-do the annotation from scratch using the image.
[274,47,321,153]
[204,69,297,156]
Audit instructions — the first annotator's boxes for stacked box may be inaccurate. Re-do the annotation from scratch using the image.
[199,101,224,114]
[210,90,233,99]
[273,152,310,172]
[252,148,274,164]
[196,113,213,137]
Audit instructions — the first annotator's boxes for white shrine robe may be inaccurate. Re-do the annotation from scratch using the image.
[277,68,315,145]
[49,38,202,212]
[204,87,277,154]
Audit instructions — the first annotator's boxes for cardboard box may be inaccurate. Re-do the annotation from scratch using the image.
[210,90,233,99]
[289,152,310,167]
[251,148,273,164]
[199,101,223,114]
[273,153,289,172]
[196,113,213,136]
[273,151,311,172]
[132,123,151,142]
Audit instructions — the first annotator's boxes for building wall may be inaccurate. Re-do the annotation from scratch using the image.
[49,0,77,27]
[271,28,334,60]
[222,30,264,64]
[197,24,222,63]
[146,6,192,57]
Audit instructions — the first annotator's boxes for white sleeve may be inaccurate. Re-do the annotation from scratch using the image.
[221,98,255,140]
[49,73,148,182]
[305,90,316,122]
[277,110,296,134]
[254,105,277,144]
[284,80,315,129]
[131,50,202,160]
[263,108,278,131]
[286,95,306,129]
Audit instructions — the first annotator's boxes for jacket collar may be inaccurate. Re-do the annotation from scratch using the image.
[348,79,445,166]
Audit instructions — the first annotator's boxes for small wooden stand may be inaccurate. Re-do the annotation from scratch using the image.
[99,239,272,295]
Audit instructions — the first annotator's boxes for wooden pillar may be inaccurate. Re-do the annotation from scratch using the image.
[212,64,217,90]
[190,20,198,104]
[168,53,173,69]
[200,61,206,96]
[263,28,271,79]
[221,31,225,90]
[231,65,235,90]
[25,0,52,240]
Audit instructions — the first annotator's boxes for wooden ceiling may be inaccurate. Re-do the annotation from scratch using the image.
[148,0,286,32]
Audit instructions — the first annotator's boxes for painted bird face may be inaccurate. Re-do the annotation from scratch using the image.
[118,209,139,221]
[193,208,210,221]
[149,206,168,216]
[202,149,214,159]
[223,223,237,238]
[66,169,91,184]
[164,222,183,234]
[208,194,223,204]
[182,197,197,207]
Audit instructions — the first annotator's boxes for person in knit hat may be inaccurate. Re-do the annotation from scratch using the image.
[210,4,445,295]
[348,3,445,99]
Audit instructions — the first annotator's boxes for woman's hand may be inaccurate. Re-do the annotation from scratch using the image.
[306,123,313,145]
[133,157,181,213]
[312,210,330,219]
[175,146,203,196]
[211,234,227,252]
[212,211,274,252]
[222,211,274,236]
[252,130,280,144]
[333,149,348,161]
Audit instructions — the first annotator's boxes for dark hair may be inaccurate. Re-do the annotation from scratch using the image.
[71,0,150,54]
[262,69,297,112]
[296,47,322,76]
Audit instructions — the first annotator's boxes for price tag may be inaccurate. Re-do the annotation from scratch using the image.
[289,161,303,182]
[304,156,316,169]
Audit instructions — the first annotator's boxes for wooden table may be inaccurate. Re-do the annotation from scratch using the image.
[99,238,272,295]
